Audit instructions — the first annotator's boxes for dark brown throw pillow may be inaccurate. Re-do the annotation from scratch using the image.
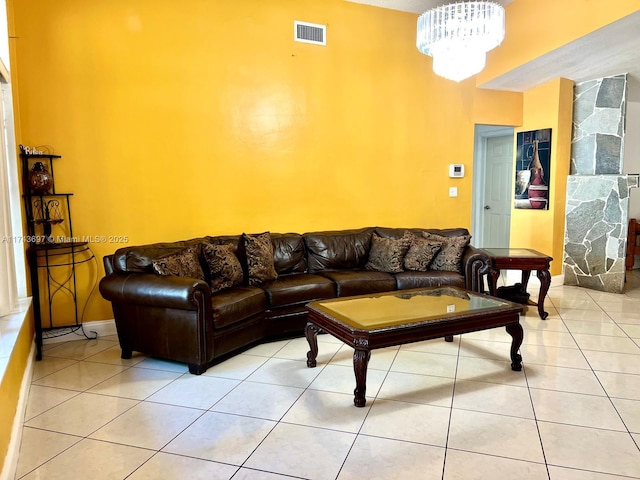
[201,242,244,293]
[151,245,205,280]
[404,235,443,271]
[423,232,471,272]
[243,232,278,285]
[365,232,413,273]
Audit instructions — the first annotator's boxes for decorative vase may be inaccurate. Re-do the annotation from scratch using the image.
[28,162,53,194]
[528,185,548,209]
[528,140,548,209]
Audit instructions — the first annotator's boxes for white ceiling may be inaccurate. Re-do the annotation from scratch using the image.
[345,1,640,101]
[345,0,513,14]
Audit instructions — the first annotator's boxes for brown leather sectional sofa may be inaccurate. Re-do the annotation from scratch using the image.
[99,227,490,374]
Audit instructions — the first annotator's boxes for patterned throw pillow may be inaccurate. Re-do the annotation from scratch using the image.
[403,235,443,271]
[151,245,205,280]
[243,232,278,285]
[365,232,413,273]
[423,232,471,272]
[201,243,244,293]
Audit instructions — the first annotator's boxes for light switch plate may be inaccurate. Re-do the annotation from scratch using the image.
[449,187,458,197]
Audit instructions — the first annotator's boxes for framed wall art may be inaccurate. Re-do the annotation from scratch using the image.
[514,128,552,210]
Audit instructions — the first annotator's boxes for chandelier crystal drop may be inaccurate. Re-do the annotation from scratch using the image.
[416,1,505,82]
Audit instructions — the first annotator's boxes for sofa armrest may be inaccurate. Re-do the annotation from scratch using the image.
[462,246,490,292]
[99,273,211,311]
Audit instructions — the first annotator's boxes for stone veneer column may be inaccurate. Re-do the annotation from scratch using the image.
[563,74,629,293]
[571,74,627,175]
[564,175,634,292]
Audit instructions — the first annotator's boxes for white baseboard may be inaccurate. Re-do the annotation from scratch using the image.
[0,342,35,480]
[42,319,117,345]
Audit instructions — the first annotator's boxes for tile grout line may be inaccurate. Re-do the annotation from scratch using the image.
[332,346,400,480]
[554,301,640,471]
[440,332,463,480]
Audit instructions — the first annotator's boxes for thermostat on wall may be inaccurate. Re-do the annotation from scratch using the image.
[449,164,465,178]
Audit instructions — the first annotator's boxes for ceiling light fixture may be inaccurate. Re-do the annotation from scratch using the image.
[416,1,505,82]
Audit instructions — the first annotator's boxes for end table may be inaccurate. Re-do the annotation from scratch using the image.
[483,248,553,320]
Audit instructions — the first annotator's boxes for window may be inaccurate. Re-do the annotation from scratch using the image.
[0,67,23,316]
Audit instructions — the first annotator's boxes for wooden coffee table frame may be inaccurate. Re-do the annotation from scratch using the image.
[305,287,524,407]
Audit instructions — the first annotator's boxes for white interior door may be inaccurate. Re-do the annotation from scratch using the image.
[472,126,514,248]
[482,135,513,247]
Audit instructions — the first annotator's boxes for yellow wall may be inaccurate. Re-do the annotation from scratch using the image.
[479,0,640,86]
[9,0,523,323]
[0,0,632,472]
[11,0,633,321]
[510,78,574,275]
[0,305,34,469]
[473,88,523,126]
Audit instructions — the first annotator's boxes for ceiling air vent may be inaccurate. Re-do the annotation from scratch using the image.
[294,21,326,46]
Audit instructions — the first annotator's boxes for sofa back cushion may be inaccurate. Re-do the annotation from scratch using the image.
[304,228,374,273]
[375,227,470,239]
[271,233,307,275]
[112,238,208,273]
[205,235,243,254]
[112,233,302,279]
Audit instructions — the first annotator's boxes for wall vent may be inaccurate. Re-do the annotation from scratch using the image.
[294,21,326,46]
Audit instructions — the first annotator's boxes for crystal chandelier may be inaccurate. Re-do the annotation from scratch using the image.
[416,1,505,82]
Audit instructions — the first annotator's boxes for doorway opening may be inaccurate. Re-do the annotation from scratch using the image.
[472,125,515,248]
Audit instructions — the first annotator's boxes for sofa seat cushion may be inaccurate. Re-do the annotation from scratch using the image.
[211,286,267,329]
[262,273,336,309]
[395,271,465,290]
[320,270,396,297]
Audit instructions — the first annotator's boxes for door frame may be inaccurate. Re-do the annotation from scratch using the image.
[472,125,515,248]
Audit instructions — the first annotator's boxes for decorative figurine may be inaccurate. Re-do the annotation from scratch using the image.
[28,161,53,194]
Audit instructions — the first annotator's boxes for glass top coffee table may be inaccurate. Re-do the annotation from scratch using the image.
[305,287,524,407]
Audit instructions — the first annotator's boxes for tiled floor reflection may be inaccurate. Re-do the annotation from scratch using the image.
[13,272,640,479]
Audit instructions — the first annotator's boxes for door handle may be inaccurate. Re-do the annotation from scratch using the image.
[484,205,491,210]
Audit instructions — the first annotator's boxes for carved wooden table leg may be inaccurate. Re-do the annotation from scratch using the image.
[305,322,320,368]
[353,349,371,407]
[506,323,523,371]
[488,267,500,296]
[536,268,551,320]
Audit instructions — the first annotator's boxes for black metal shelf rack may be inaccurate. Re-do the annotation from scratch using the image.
[20,148,97,360]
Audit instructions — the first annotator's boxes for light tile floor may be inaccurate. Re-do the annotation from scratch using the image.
[13,272,640,479]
